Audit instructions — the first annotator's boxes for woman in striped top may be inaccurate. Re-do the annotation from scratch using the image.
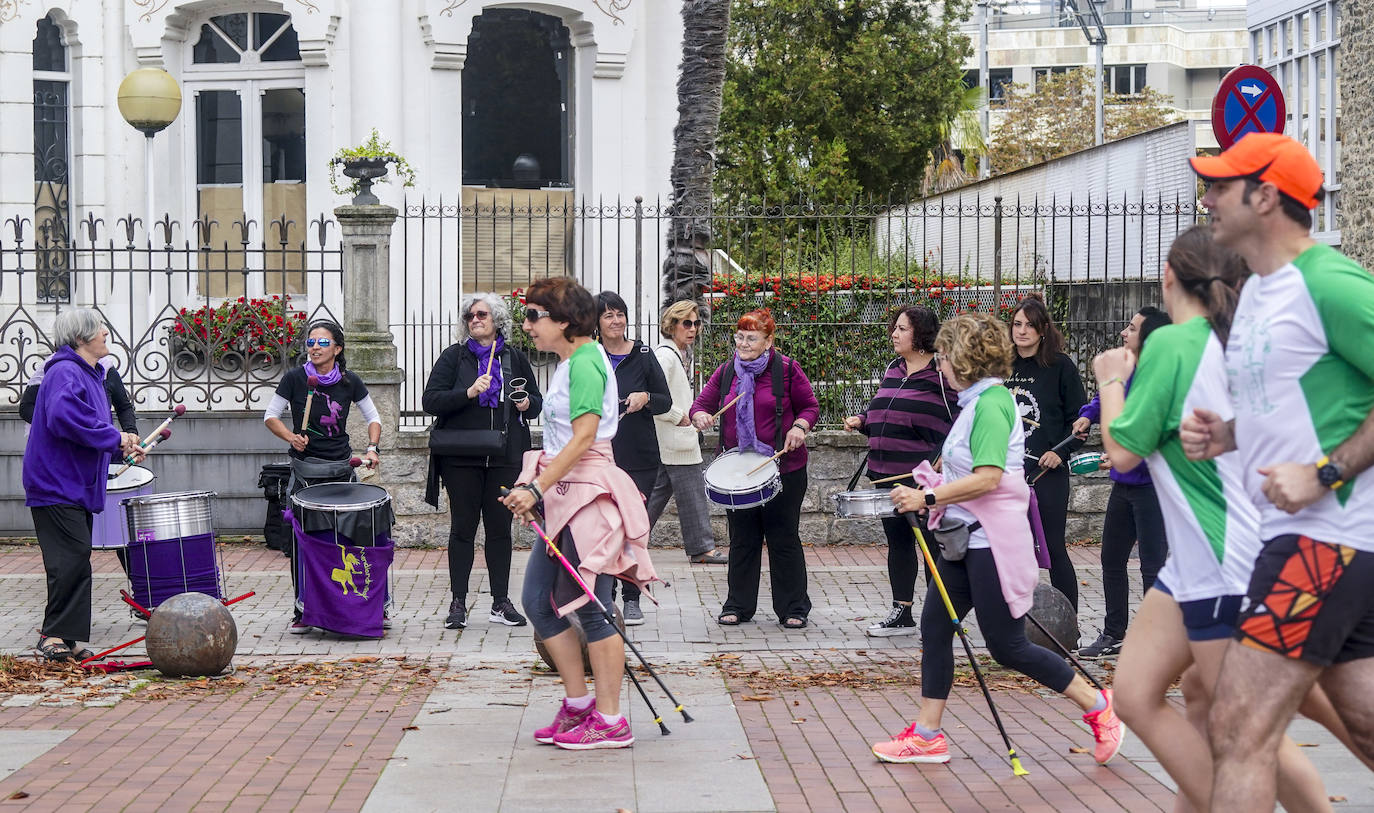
[844,305,959,636]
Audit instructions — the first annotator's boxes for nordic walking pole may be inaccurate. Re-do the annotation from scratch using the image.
[1025,612,1105,691]
[906,513,1030,776]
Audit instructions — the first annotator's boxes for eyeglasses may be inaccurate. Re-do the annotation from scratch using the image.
[305,338,333,348]
[680,319,702,329]
[524,308,551,322]
[463,310,491,323]
[734,333,766,346]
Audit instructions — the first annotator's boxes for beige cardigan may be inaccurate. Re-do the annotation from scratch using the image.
[652,343,704,465]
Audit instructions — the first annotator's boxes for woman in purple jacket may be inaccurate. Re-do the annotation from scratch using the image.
[24,309,144,662]
[1071,306,1172,658]
[691,309,820,628]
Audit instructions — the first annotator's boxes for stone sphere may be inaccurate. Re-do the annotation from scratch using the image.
[1026,583,1079,653]
[145,592,237,677]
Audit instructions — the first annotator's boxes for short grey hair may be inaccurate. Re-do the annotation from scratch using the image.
[455,293,512,342]
[53,308,104,349]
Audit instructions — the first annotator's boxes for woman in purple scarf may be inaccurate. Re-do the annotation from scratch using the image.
[691,310,820,628]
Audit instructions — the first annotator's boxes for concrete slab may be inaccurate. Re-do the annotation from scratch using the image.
[0,730,73,782]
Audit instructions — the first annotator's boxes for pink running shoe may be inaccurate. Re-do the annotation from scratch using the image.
[1083,689,1125,765]
[533,699,595,745]
[552,710,635,750]
[871,723,950,764]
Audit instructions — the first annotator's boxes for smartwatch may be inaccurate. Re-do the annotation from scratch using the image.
[1316,456,1345,490]
[924,491,938,508]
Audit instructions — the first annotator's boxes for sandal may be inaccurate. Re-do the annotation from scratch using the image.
[781,617,808,630]
[36,636,72,662]
[690,551,729,565]
[70,647,96,663]
[717,612,742,626]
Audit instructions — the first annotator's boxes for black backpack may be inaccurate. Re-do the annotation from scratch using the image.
[715,353,791,451]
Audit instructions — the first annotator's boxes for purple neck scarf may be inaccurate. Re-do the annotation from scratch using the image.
[467,336,505,408]
[733,350,774,455]
[304,360,342,388]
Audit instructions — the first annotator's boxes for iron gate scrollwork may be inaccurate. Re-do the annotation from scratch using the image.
[33,79,70,304]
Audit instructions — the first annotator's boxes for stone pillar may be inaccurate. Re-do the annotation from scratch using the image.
[1342,1,1373,267]
[334,204,404,448]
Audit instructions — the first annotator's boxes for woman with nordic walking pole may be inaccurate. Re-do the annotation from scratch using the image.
[872,311,1123,767]
[501,277,659,750]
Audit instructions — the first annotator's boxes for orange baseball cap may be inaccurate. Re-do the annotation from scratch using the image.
[1190,133,1324,209]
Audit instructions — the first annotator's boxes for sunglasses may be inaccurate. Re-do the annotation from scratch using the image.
[680,319,702,329]
[305,338,334,348]
[524,308,551,322]
[463,310,491,323]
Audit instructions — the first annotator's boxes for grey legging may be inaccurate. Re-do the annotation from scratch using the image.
[521,527,619,643]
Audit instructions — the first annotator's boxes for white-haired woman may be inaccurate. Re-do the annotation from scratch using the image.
[424,292,543,630]
[24,309,144,662]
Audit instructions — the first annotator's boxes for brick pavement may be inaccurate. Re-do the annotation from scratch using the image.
[0,540,1369,811]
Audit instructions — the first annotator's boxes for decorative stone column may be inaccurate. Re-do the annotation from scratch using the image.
[1342,1,1373,267]
[334,205,404,448]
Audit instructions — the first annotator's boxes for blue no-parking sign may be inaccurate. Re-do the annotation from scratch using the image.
[1212,65,1287,149]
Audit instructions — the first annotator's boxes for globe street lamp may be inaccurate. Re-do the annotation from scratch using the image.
[116,68,181,248]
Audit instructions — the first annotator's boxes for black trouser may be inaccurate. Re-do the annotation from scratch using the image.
[1100,482,1168,639]
[613,466,658,604]
[878,485,929,603]
[920,547,1074,700]
[1031,465,1077,611]
[31,504,94,642]
[439,461,519,603]
[722,467,812,621]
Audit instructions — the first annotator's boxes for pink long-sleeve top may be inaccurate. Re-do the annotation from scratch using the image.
[691,350,821,475]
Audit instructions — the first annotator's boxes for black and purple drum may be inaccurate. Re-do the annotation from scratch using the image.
[121,490,222,610]
[288,482,396,638]
[93,464,155,549]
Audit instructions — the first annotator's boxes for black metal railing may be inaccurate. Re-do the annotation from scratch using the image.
[0,212,344,412]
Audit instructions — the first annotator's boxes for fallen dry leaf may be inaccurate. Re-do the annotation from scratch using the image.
[715,654,741,660]
[740,695,775,702]
[791,718,806,724]
[343,655,379,663]
[736,754,756,760]
[1068,747,1088,754]
[402,725,419,731]
[8,791,29,800]
[1295,742,1318,747]
[1330,796,1346,803]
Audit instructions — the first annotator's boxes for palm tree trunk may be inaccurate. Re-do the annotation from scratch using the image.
[662,0,731,315]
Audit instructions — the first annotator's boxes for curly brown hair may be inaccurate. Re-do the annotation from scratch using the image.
[935,311,1013,385]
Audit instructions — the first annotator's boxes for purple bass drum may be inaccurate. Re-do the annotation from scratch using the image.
[121,490,222,610]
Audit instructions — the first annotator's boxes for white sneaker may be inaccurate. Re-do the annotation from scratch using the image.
[866,604,918,638]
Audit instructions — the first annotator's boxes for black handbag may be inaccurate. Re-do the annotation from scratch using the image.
[428,348,510,458]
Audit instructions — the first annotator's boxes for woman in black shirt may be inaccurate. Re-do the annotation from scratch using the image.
[596,291,671,625]
[1004,294,1087,613]
[423,293,543,631]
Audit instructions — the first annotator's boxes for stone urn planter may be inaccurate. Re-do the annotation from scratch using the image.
[340,156,389,205]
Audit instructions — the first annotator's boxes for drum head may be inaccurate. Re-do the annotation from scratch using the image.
[292,482,390,511]
[107,464,155,492]
[706,450,779,492]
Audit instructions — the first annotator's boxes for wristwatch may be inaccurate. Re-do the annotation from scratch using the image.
[924,490,938,508]
[1316,456,1345,490]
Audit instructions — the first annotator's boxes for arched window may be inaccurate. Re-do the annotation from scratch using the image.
[187,11,306,299]
[33,13,71,303]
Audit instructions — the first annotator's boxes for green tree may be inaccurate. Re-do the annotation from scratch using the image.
[718,0,973,205]
[988,67,1182,174]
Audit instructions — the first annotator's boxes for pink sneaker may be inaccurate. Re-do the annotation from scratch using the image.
[552,710,635,750]
[533,699,595,744]
[871,723,950,764]
[1083,689,1125,765]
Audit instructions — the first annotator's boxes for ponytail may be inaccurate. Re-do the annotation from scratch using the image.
[1166,226,1247,346]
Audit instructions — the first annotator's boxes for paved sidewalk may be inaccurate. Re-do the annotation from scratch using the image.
[0,541,1369,811]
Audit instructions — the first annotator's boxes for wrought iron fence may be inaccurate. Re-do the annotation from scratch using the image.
[0,212,344,412]
[395,193,1202,429]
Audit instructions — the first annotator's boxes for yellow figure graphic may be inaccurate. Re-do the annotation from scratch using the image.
[331,545,362,596]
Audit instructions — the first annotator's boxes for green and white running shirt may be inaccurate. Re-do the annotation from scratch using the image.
[941,377,1026,551]
[1226,244,1374,548]
[1110,317,1260,600]
[542,341,618,456]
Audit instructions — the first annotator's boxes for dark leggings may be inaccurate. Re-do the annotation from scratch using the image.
[1031,465,1077,610]
[1100,482,1168,639]
[881,512,925,604]
[439,461,517,602]
[612,466,657,604]
[521,527,618,643]
[920,547,1075,700]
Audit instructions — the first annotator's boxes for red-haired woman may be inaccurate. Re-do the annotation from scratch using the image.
[691,310,820,628]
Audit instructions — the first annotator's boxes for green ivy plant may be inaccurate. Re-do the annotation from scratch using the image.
[328,129,417,196]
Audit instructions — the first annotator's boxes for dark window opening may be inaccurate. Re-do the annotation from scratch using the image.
[462,9,572,188]
[33,15,65,72]
[194,12,299,64]
[33,15,71,303]
[197,91,243,185]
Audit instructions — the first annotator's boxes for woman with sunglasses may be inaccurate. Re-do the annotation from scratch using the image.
[501,277,658,750]
[691,309,819,629]
[264,320,382,633]
[595,290,671,626]
[423,293,543,631]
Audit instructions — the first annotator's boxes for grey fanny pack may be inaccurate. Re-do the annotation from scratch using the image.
[932,517,982,562]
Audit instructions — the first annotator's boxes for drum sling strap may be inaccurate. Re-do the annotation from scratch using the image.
[716,354,789,452]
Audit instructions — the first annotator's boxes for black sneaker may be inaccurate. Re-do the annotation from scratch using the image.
[489,598,527,627]
[866,603,917,637]
[622,599,645,626]
[1078,633,1123,659]
[445,598,468,630]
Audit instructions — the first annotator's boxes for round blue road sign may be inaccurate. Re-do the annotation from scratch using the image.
[1212,65,1287,150]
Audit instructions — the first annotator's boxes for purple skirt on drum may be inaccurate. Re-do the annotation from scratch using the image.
[125,532,223,609]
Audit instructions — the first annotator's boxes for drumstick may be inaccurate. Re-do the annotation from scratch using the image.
[711,393,744,421]
[127,404,185,463]
[113,429,171,477]
[1021,416,1040,428]
[302,374,319,434]
[485,349,495,377]
[870,471,914,485]
[349,456,376,470]
[745,449,787,477]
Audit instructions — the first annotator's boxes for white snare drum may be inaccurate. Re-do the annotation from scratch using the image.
[93,465,155,548]
[703,450,781,510]
[832,489,898,518]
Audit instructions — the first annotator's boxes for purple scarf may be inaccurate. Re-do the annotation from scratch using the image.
[304,360,342,387]
[733,350,774,455]
[467,336,505,409]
